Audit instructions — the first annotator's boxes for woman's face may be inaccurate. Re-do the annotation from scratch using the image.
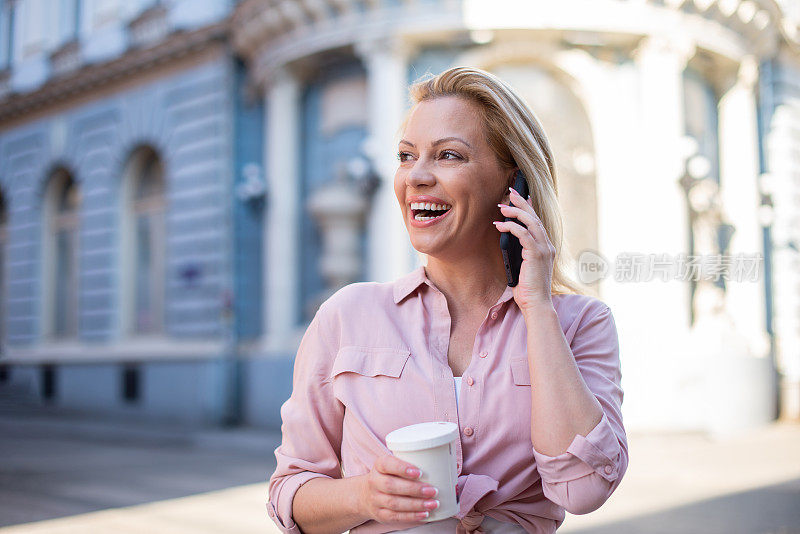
[394,95,513,263]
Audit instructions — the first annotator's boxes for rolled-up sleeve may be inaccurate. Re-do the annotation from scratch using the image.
[267,304,345,533]
[531,303,629,515]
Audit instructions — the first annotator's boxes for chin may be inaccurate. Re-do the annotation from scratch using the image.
[409,240,436,256]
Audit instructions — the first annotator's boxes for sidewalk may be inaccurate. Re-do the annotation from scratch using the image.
[0,404,282,531]
[1,404,798,533]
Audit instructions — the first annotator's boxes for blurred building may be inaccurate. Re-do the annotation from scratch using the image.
[0,0,260,424]
[0,0,799,433]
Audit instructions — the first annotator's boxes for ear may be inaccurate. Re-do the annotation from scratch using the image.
[506,168,519,188]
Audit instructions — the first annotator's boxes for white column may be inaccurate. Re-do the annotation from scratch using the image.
[624,34,699,431]
[717,55,770,360]
[356,37,415,283]
[262,67,301,353]
[632,34,695,312]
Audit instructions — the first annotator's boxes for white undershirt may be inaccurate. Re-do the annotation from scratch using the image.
[453,375,463,408]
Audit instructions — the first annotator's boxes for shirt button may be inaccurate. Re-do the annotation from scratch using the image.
[463,426,473,436]
[466,376,474,386]
[479,351,487,358]
[604,465,613,475]
[491,311,498,320]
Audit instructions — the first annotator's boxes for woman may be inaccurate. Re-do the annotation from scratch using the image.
[267,66,628,534]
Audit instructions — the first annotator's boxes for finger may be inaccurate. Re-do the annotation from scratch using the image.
[378,455,423,480]
[493,220,537,250]
[377,492,439,514]
[509,186,535,211]
[506,193,554,248]
[508,187,540,223]
[376,507,431,524]
[507,191,548,241]
[497,203,544,244]
[376,470,435,499]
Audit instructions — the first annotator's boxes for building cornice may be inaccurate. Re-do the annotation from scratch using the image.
[0,21,230,126]
[232,0,798,89]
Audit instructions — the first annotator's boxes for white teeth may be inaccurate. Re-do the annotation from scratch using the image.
[414,213,447,221]
[410,202,451,211]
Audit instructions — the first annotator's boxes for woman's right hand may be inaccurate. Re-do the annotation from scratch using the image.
[357,453,441,525]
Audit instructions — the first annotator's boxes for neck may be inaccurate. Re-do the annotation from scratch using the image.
[424,248,508,320]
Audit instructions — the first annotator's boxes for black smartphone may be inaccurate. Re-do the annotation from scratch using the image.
[500,170,530,287]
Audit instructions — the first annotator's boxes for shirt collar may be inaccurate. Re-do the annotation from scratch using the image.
[392,265,516,309]
[392,265,429,304]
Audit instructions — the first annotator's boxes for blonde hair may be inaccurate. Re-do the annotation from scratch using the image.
[402,66,586,296]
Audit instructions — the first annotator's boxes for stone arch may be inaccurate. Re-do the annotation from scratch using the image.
[455,42,601,289]
[111,135,172,194]
[32,116,91,205]
[34,159,82,203]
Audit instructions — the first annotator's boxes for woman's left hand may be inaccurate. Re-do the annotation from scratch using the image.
[493,186,556,314]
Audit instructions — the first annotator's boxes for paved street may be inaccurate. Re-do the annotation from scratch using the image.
[1,404,799,533]
[0,404,281,532]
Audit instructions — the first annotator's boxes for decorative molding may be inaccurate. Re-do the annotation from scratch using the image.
[233,0,459,87]
[232,0,798,91]
[49,39,82,78]
[128,4,170,49]
[0,22,229,125]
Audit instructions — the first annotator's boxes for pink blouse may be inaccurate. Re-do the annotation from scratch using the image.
[267,266,628,533]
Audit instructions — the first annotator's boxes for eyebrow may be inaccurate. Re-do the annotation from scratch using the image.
[399,137,473,149]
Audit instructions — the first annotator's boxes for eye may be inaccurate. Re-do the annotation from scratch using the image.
[397,151,414,162]
[439,150,462,160]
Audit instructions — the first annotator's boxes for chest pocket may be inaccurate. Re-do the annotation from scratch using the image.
[330,347,411,380]
[329,347,416,430]
[510,357,531,386]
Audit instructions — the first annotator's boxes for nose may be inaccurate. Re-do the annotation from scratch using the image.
[407,158,435,188]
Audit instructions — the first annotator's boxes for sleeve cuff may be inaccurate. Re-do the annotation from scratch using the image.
[268,471,333,534]
[532,411,622,484]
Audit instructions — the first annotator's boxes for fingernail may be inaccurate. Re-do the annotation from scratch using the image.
[497,203,507,208]
[422,486,438,497]
[424,499,440,509]
[509,186,519,195]
[407,467,421,478]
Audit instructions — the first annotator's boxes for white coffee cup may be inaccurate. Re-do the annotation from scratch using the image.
[385,422,459,522]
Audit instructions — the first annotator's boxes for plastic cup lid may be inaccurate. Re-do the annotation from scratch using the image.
[385,422,459,452]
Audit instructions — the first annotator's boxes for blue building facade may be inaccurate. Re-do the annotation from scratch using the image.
[0,0,270,425]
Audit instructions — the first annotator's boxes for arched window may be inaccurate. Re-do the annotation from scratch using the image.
[121,147,165,335]
[0,191,7,346]
[43,168,80,339]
